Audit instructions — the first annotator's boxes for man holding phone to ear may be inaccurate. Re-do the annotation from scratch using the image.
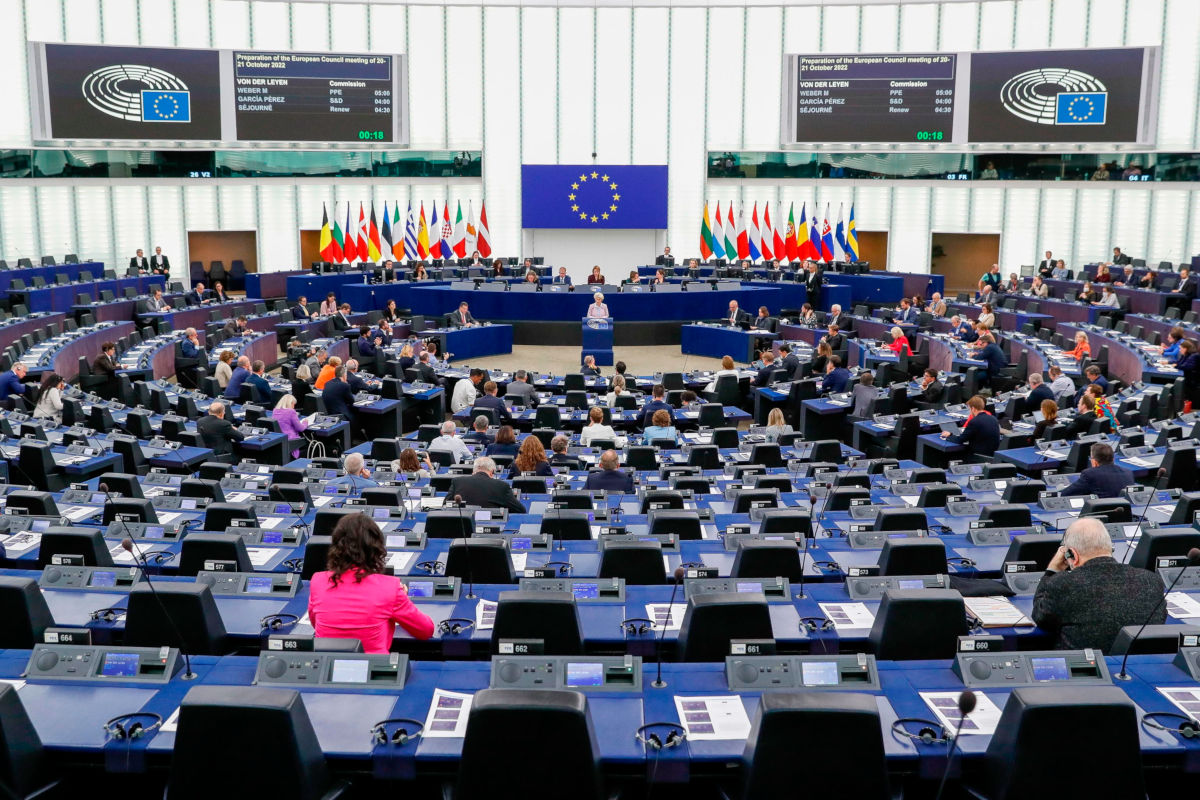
[1031,517,1164,651]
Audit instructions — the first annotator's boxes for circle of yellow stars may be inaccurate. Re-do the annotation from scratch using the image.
[151,93,181,119]
[568,171,620,224]
[1065,95,1095,122]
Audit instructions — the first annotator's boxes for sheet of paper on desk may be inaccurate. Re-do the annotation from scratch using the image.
[1126,457,1157,468]
[674,695,751,741]
[386,551,415,573]
[964,596,1033,627]
[1043,450,1068,460]
[475,599,497,630]
[646,603,685,631]
[109,545,137,565]
[422,497,445,510]
[0,533,41,554]
[225,491,255,503]
[61,506,99,523]
[423,689,474,738]
[161,707,180,733]
[818,602,875,630]
[510,553,528,572]
[312,495,336,507]
[157,512,183,524]
[900,495,921,507]
[920,691,1002,735]
[246,547,278,567]
[258,517,284,530]
[1166,592,1200,620]
[1158,687,1200,722]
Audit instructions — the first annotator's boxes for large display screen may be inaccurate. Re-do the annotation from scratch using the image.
[29,42,408,146]
[782,47,1159,146]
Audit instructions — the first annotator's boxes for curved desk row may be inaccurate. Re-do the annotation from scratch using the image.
[0,260,105,293]
[1057,323,1181,387]
[0,312,67,356]
[24,321,136,381]
[137,299,264,336]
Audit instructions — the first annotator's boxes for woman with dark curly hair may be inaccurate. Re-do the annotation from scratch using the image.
[307,513,435,653]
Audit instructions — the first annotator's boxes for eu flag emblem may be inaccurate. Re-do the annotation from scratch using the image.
[1055,92,1106,125]
[141,90,191,123]
[521,165,668,229]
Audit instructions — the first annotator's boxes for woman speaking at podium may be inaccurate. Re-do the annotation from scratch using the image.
[308,514,435,653]
[588,292,610,318]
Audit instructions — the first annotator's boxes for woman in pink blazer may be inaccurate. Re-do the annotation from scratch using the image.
[273,394,309,458]
[307,514,436,653]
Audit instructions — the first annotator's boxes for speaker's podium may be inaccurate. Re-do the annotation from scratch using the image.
[581,317,614,366]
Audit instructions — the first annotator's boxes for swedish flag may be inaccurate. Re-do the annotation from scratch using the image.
[141,90,191,123]
[1055,92,1106,125]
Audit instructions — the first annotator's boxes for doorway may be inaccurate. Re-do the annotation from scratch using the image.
[299,229,322,267]
[857,231,889,270]
[931,233,1000,296]
[186,230,258,278]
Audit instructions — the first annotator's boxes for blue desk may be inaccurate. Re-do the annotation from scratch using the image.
[244,270,306,300]
[21,276,166,313]
[0,261,105,294]
[680,324,774,362]
[421,325,513,361]
[339,280,454,314]
[284,272,374,305]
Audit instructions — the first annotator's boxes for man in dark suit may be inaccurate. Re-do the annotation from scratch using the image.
[1111,247,1132,266]
[129,249,149,274]
[357,326,380,359]
[344,360,368,394]
[185,282,207,306]
[196,401,244,463]
[941,395,1000,456]
[330,304,353,332]
[292,295,313,320]
[451,302,477,328]
[580,355,601,376]
[826,304,850,332]
[552,267,572,286]
[1037,251,1056,278]
[1032,517,1165,650]
[975,333,1008,387]
[245,360,272,404]
[893,298,917,324]
[463,415,493,445]
[473,381,512,423]
[754,351,780,387]
[919,368,944,404]
[1073,365,1109,406]
[1017,371,1054,419]
[655,247,675,267]
[1167,266,1196,313]
[447,457,527,512]
[803,261,822,309]
[777,344,801,380]
[321,366,356,422]
[504,370,539,408]
[639,384,675,429]
[819,357,851,394]
[223,316,248,339]
[823,324,846,353]
[1060,443,1135,499]
[92,342,119,399]
[150,247,170,275]
[548,435,581,469]
[721,300,750,328]
[414,352,439,384]
[585,450,635,492]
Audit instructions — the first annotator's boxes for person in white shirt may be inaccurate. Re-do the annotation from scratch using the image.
[587,293,610,318]
[428,421,472,464]
[704,355,740,393]
[451,369,483,412]
[579,406,625,447]
[1028,276,1049,298]
[1047,365,1076,400]
[1093,286,1120,308]
[32,372,64,426]
[604,374,631,407]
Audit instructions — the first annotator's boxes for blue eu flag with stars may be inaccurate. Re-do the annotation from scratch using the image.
[1055,92,1106,125]
[521,165,668,229]
[141,90,191,123]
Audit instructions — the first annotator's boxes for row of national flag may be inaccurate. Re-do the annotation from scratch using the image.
[318,200,492,264]
[700,201,859,263]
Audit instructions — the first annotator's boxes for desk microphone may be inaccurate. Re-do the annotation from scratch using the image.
[1124,467,1167,564]
[1116,547,1200,681]
[652,566,687,690]
[795,534,809,599]
[98,483,131,542]
[934,690,976,800]
[121,538,196,680]
[453,495,476,599]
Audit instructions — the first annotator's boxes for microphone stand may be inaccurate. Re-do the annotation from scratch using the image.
[121,538,196,680]
[454,494,476,599]
[1123,468,1167,564]
[651,566,687,689]
[1116,548,1200,681]
[934,691,977,800]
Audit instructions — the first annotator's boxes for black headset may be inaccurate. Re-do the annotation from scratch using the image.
[90,606,127,622]
[282,558,304,572]
[635,722,686,751]
[620,617,655,636]
[438,618,475,636]
[104,712,164,741]
[800,616,835,633]
[260,613,300,631]
[415,560,445,575]
[891,717,953,745]
[1141,711,1200,739]
[370,718,425,746]
[812,560,844,574]
[541,561,573,576]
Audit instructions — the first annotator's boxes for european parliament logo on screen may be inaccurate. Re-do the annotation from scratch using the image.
[521,165,668,229]
[999,67,1108,127]
[1055,92,1107,125]
[82,64,191,123]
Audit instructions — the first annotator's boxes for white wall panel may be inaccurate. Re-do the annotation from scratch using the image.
[859,4,899,53]
[101,0,140,44]
[742,7,783,150]
[25,0,62,43]
[72,186,112,267]
[1049,0,1088,49]
[481,5,519,255]
[138,0,175,47]
[818,6,857,53]
[704,7,745,150]
[174,0,211,47]
[36,186,74,260]
[1074,189,1112,268]
[898,4,938,52]
[977,1,1015,51]
[111,186,149,264]
[249,1,291,50]
[1000,188,1037,274]
[594,8,632,162]
[146,186,185,281]
[408,5,447,149]
[257,184,298,270]
[1013,0,1050,50]
[182,184,219,239]
[1111,189,1150,263]
[519,8,556,164]
[889,186,931,273]
[445,6,483,151]
[0,2,33,146]
[1037,187,1077,269]
[931,186,969,232]
[1087,0,1127,47]
[327,2,366,52]
[556,8,595,164]
[210,0,250,49]
[1157,0,1200,150]
[64,0,100,43]
[666,7,707,253]
[939,1,978,50]
[1147,189,1188,265]
[968,187,1005,234]
[630,7,668,165]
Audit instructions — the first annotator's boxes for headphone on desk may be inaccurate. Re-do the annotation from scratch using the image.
[104,712,164,741]
[1141,711,1200,739]
[540,561,573,576]
[282,558,304,572]
[370,718,425,746]
[799,616,835,633]
[90,606,127,622]
[415,560,445,575]
[620,617,655,636]
[891,717,953,745]
[438,618,475,636]
[260,613,300,631]
[635,722,686,751]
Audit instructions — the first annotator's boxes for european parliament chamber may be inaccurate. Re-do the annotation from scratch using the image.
[3,1,1200,798]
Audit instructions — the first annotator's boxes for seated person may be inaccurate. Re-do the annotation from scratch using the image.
[463,414,493,445]
[762,407,793,443]
[473,380,512,423]
[704,355,740,393]
[850,370,876,418]
[329,452,378,491]
[1063,393,1100,438]
[1032,399,1059,440]
[819,356,850,394]
[429,421,472,464]
[483,425,520,458]
[580,355,601,376]
[642,409,678,443]
[394,448,434,480]
[1059,442,1134,499]
[1064,331,1091,360]
[919,368,944,404]
[939,394,999,456]
[580,406,623,447]
[605,375,632,407]
[307,513,436,654]
[584,449,634,492]
[887,327,911,356]
[196,401,244,463]
[509,435,554,477]
[548,434,581,468]
[1032,517,1165,651]
[447,456,526,512]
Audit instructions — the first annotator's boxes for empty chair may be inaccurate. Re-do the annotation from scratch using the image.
[597,541,666,585]
[1167,491,1200,525]
[982,463,1018,479]
[111,437,150,476]
[1110,624,1200,656]
[971,687,1143,800]
[917,483,960,509]
[687,444,721,469]
[867,589,966,660]
[710,427,739,448]
[640,490,684,513]
[625,446,659,471]
[747,443,785,468]
[548,490,595,510]
[423,509,476,539]
[0,576,54,648]
[806,440,844,463]
[457,689,601,800]
[877,539,947,576]
[1127,528,1200,571]
[18,442,66,491]
[731,540,803,582]
[538,509,593,541]
[167,685,341,800]
[97,472,145,500]
[758,509,812,537]
[1162,445,1199,491]
[37,528,112,568]
[741,692,890,800]
[124,583,228,655]
[1002,480,1046,505]
[300,536,332,581]
[678,592,773,662]
[1003,534,1063,570]
[4,491,58,517]
[269,484,312,507]
[360,487,404,507]
[1080,497,1131,523]
[980,503,1032,527]
[179,533,253,576]
[446,538,516,584]
[732,489,780,514]
[832,473,871,489]
[824,487,870,511]
[907,467,947,484]
[102,498,157,525]
[491,591,583,655]
[0,683,54,798]
[872,507,929,531]
[647,509,702,540]
[203,503,257,532]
